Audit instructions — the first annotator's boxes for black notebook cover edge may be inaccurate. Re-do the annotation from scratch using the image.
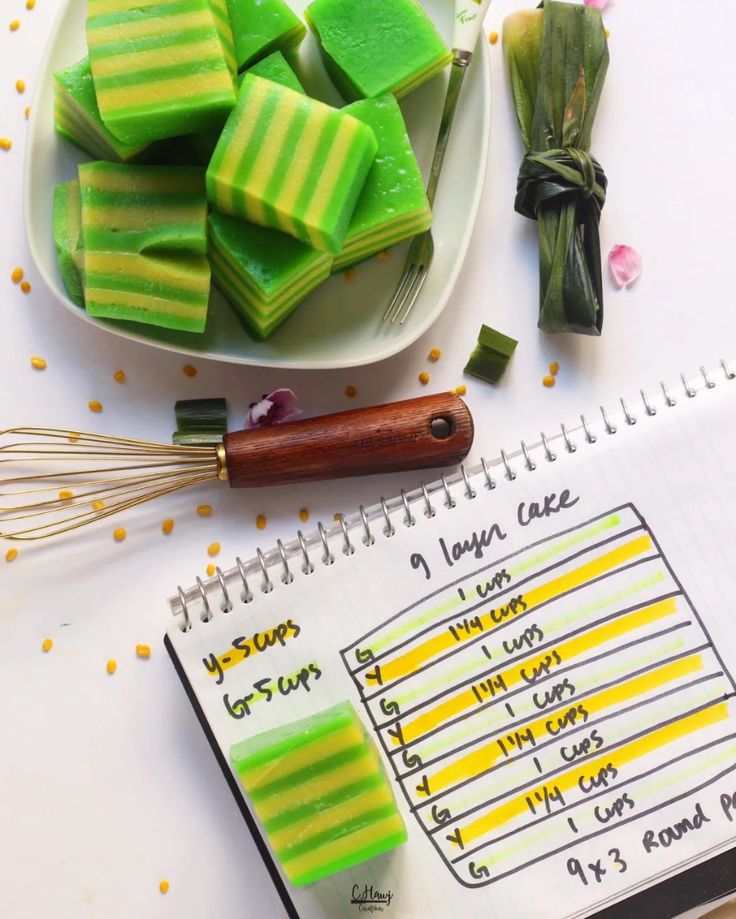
[165,633,736,919]
[164,632,300,919]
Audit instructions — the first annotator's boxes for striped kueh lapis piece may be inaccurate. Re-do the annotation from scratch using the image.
[208,211,332,340]
[333,95,432,272]
[77,162,211,332]
[78,161,208,255]
[86,0,237,148]
[206,75,378,254]
[54,57,149,163]
[230,701,407,886]
[83,250,211,332]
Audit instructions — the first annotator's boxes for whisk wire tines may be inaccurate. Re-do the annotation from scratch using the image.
[0,427,221,540]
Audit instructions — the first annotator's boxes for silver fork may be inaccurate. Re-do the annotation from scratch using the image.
[384,0,492,324]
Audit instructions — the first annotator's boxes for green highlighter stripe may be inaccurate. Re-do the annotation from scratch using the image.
[416,631,685,763]
[367,513,624,656]
[389,569,667,710]
[473,737,736,872]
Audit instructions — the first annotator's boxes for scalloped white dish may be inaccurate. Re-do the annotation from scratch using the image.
[25,0,490,370]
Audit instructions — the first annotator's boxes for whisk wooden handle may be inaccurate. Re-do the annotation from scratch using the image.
[223,393,474,487]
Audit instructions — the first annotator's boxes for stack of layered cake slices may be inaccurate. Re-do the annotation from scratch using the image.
[53,0,450,338]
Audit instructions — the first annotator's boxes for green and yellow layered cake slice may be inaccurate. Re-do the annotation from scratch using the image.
[305,0,451,100]
[334,95,431,272]
[77,162,211,332]
[230,701,407,886]
[53,181,85,307]
[84,250,211,332]
[86,0,237,147]
[207,75,377,253]
[78,161,208,255]
[226,0,306,71]
[54,57,149,162]
[208,211,332,339]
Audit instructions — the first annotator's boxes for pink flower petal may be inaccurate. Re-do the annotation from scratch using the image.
[608,244,642,288]
[244,388,301,428]
[584,0,609,10]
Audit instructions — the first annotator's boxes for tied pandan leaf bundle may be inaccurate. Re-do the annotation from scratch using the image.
[504,1,609,335]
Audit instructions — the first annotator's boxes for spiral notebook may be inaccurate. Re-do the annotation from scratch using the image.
[164,360,736,919]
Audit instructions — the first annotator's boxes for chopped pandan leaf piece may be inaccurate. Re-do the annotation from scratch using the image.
[172,431,225,446]
[175,398,228,433]
[463,324,518,384]
[53,181,85,307]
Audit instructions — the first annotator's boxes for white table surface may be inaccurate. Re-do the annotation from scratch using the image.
[1,1,734,916]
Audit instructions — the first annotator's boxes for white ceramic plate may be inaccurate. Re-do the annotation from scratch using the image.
[25,0,490,370]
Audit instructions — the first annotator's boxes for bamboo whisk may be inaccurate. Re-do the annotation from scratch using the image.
[0,394,475,541]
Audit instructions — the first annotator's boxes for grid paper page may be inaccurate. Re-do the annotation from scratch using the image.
[166,373,736,919]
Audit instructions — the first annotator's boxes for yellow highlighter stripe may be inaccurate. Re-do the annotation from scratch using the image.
[397,595,678,746]
[380,534,654,685]
[453,700,729,848]
[423,651,703,796]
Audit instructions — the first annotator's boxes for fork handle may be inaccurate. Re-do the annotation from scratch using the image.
[426,60,467,208]
[453,0,494,54]
[426,0,493,207]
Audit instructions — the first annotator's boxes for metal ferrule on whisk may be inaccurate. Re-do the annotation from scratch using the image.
[216,443,229,481]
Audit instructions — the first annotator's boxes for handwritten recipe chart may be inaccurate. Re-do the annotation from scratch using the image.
[167,376,736,918]
[343,504,736,889]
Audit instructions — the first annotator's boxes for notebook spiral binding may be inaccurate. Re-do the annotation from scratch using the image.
[170,359,735,632]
